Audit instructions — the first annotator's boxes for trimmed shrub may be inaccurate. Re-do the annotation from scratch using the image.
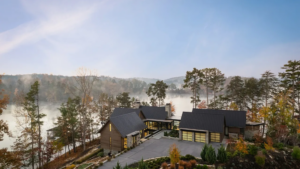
[66,164,76,169]
[292,146,300,160]
[202,164,208,169]
[170,164,175,169]
[217,145,227,163]
[205,145,216,164]
[190,159,197,167]
[196,165,201,169]
[201,144,208,161]
[226,152,232,159]
[186,161,192,169]
[185,154,196,160]
[164,132,168,136]
[248,145,258,156]
[161,162,168,169]
[97,152,104,157]
[255,155,265,166]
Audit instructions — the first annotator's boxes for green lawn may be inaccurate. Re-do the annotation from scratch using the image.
[78,163,91,169]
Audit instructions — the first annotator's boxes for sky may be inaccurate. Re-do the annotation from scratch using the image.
[0,0,299,79]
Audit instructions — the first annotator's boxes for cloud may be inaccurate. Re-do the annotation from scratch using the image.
[0,0,100,56]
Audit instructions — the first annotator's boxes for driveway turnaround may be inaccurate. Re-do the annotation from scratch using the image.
[99,137,224,169]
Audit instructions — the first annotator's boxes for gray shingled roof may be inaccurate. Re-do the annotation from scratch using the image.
[110,112,147,137]
[110,108,140,117]
[179,112,225,133]
[140,106,168,120]
[192,109,246,128]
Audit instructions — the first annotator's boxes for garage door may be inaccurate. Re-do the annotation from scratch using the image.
[182,131,193,141]
[210,133,220,142]
[195,132,206,143]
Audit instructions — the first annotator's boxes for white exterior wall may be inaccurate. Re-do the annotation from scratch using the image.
[127,135,133,148]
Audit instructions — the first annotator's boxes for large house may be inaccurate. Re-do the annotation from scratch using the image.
[98,102,174,153]
[98,102,250,153]
[179,109,246,143]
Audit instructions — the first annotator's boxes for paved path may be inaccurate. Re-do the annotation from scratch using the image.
[99,136,224,169]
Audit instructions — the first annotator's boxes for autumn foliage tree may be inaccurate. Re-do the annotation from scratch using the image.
[235,136,248,157]
[197,100,207,109]
[170,101,176,113]
[169,144,180,165]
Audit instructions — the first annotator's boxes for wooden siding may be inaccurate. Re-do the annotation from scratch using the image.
[100,121,123,152]
[228,127,240,134]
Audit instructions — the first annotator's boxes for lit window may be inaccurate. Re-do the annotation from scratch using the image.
[124,137,127,149]
[110,124,111,132]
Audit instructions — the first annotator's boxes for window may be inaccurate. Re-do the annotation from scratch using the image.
[133,136,136,145]
[124,137,127,149]
[182,131,193,141]
[174,121,180,130]
[147,121,158,130]
[210,133,220,142]
[195,132,206,143]
[110,124,111,132]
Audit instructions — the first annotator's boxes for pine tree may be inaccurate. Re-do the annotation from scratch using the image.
[200,143,208,161]
[279,60,300,116]
[116,92,132,108]
[208,68,225,109]
[146,80,168,107]
[183,68,204,108]
[23,81,46,169]
[217,145,227,163]
[205,145,216,164]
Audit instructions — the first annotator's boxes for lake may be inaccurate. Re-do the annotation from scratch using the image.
[0,96,203,150]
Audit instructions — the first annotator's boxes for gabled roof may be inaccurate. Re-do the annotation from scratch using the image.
[110,108,141,117]
[140,106,168,120]
[179,112,225,133]
[192,109,246,128]
[110,112,147,137]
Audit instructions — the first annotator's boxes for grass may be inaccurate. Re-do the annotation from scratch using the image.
[78,163,91,169]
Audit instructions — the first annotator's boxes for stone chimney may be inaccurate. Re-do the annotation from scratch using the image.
[165,103,171,118]
[133,101,140,109]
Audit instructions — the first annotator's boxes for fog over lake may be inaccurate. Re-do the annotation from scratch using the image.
[0,96,211,150]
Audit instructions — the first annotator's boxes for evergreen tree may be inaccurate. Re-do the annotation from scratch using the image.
[217,145,227,163]
[146,80,168,107]
[183,68,204,108]
[259,71,278,135]
[208,68,226,108]
[200,144,208,161]
[278,60,300,116]
[116,92,132,108]
[23,81,46,169]
[226,76,246,110]
[205,145,216,164]
[202,68,213,104]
